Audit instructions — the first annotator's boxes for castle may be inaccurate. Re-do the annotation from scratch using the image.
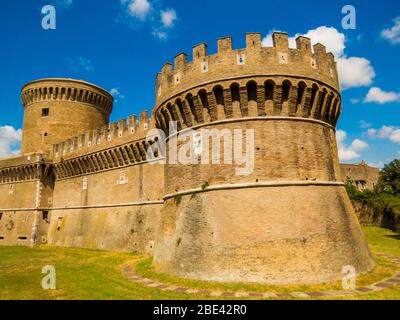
[0,32,374,285]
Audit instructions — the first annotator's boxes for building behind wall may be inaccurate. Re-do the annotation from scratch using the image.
[340,161,380,191]
[0,32,374,285]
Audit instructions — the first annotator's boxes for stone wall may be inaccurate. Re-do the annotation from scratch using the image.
[353,201,400,233]
[47,162,164,253]
[154,118,373,284]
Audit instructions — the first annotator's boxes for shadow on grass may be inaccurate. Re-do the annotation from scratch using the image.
[385,234,400,240]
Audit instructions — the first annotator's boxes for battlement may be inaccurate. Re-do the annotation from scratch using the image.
[156,32,339,107]
[52,110,156,161]
[21,78,113,114]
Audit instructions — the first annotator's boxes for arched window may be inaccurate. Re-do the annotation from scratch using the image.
[247,81,257,102]
[264,80,275,101]
[282,80,292,103]
[213,86,224,106]
[230,83,240,103]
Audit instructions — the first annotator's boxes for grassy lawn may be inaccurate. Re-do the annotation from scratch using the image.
[0,226,399,300]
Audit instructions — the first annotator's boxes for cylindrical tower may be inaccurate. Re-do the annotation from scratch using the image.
[20,78,113,155]
[153,32,374,285]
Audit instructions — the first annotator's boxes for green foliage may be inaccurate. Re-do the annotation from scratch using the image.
[346,184,400,219]
[173,194,182,205]
[201,181,209,190]
[345,159,400,220]
[377,159,400,196]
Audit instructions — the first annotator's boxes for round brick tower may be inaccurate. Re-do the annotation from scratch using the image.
[21,78,113,155]
[152,32,374,285]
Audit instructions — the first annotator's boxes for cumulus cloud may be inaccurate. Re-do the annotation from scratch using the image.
[0,126,22,157]
[336,130,369,161]
[381,17,400,45]
[127,0,151,20]
[367,126,400,144]
[161,9,177,28]
[302,26,346,57]
[120,0,177,40]
[364,87,400,104]
[261,26,375,90]
[110,88,125,103]
[337,57,375,89]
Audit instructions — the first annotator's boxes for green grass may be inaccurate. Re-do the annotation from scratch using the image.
[0,226,399,300]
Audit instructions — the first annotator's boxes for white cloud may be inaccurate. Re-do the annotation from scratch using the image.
[381,17,400,45]
[127,0,151,21]
[364,87,400,104]
[120,1,177,40]
[161,9,177,28]
[367,125,400,144]
[359,120,372,129]
[152,29,168,40]
[261,26,375,90]
[336,130,369,161]
[302,26,345,57]
[110,88,125,103]
[0,126,22,157]
[337,57,375,89]
[67,57,94,72]
[368,161,385,169]
[390,130,400,144]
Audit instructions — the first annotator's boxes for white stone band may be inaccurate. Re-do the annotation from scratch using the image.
[163,180,345,199]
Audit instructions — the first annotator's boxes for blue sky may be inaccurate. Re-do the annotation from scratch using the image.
[0,0,399,167]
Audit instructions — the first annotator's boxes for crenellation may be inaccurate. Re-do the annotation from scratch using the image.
[192,43,208,61]
[217,36,233,53]
[246,32,261,49]
[313,43,327,55]
[156,33,340,107]
[295,36,312,54]
[174,53,188,71]
[272,32,289,51]
[51,110,158,161]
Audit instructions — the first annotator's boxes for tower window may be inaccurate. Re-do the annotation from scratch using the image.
[41,108,49,117]
[44,133,48,137]
[42,211,49,222]
[0,212,3,220]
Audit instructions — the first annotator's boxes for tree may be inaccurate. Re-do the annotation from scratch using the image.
[377,159,400,195]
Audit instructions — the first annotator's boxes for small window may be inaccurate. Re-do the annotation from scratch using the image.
[57,217,63,231]
[18,236,28,241]
[41,108,49,117]
[44,133,48,137]
[0,212,3,220]
[42,211,49,222]
[0,236,4,240]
